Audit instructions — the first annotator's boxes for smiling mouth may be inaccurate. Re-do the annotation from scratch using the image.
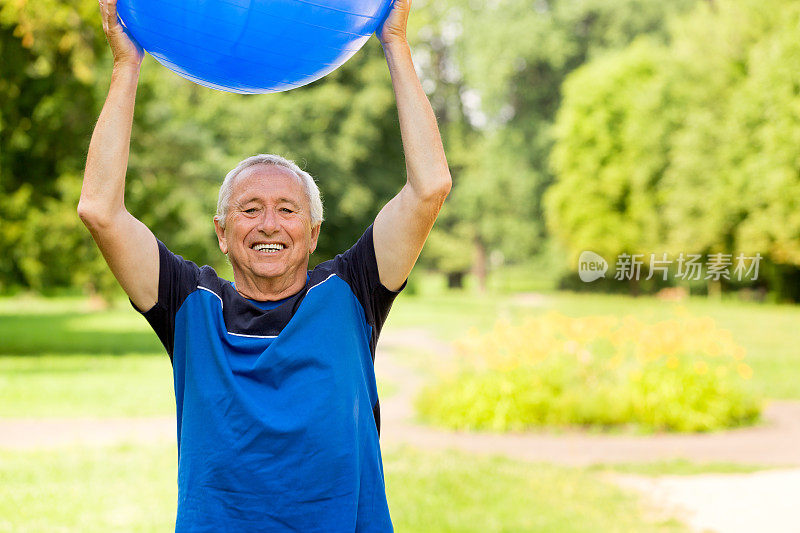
[251,243,286,254]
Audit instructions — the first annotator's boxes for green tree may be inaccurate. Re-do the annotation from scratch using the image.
[728,20,800,265]
[413,0,695,288]
[548,0,800,298]
[0,0,105,291]
[546,38,677,263]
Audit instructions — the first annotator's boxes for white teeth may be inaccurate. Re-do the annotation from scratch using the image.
[253,243,285,252]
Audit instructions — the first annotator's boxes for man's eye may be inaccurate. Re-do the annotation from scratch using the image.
[280,208,294,213]
[244,208,259,214]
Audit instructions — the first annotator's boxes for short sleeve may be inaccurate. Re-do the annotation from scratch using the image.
[334,224,407,337]
[131,239,201,360]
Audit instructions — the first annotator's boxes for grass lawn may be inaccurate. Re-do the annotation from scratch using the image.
[0,297,398,416]
[586,460,772,477]
[384,444,686,533]
[0,354,174,417]
[0,441,686,533]
[0,299,162,355]
[0,442,177,533]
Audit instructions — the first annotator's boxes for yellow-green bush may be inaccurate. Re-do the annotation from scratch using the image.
[415,312,761,433]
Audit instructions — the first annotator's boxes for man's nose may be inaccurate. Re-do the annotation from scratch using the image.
[257,208,280,232]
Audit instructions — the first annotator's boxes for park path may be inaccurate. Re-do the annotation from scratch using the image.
[612,469,800,533]
[0,416,175,449]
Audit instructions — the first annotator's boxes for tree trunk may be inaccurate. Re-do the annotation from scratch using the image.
[473,237,488,293]
[86,281,111,311]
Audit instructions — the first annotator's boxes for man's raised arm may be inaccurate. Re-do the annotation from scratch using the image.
[77,0,158,312]
[372,0,453,292]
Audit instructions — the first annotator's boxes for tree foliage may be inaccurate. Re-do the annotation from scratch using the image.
[547,0,800,297]
[0,0,106,291]
[411,0,695,284]
[546,39,676,261]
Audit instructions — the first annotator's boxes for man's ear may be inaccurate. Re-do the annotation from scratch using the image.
[213,216,228,255]
[309,223,321,254]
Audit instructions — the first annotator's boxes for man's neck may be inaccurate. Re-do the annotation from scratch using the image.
[232,270,307,302]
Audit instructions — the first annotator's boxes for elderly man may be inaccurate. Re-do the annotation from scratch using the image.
[79,0,450,531]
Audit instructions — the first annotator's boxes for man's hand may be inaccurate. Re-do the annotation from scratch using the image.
[378,0,411,46]
[100,0,144,67]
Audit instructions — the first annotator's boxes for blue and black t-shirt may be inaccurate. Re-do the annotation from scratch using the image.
[134,224,405,532]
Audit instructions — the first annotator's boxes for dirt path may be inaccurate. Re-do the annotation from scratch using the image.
[0,416,175,450]
[612,469,800,533]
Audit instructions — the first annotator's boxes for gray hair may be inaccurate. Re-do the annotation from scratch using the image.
[215,154,324,229]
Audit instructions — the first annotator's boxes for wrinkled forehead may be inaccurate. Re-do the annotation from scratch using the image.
[231,164,308,207]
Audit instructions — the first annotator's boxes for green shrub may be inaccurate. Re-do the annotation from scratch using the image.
[416,312,761,433]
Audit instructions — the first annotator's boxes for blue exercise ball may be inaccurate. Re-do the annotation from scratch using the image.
[116,0,395,94]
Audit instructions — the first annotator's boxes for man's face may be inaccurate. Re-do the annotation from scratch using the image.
[214,164,320,287]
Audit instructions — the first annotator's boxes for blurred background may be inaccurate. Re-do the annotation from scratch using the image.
[2,0,800,531]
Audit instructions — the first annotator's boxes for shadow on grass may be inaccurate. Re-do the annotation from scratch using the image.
[0,312,163,356]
